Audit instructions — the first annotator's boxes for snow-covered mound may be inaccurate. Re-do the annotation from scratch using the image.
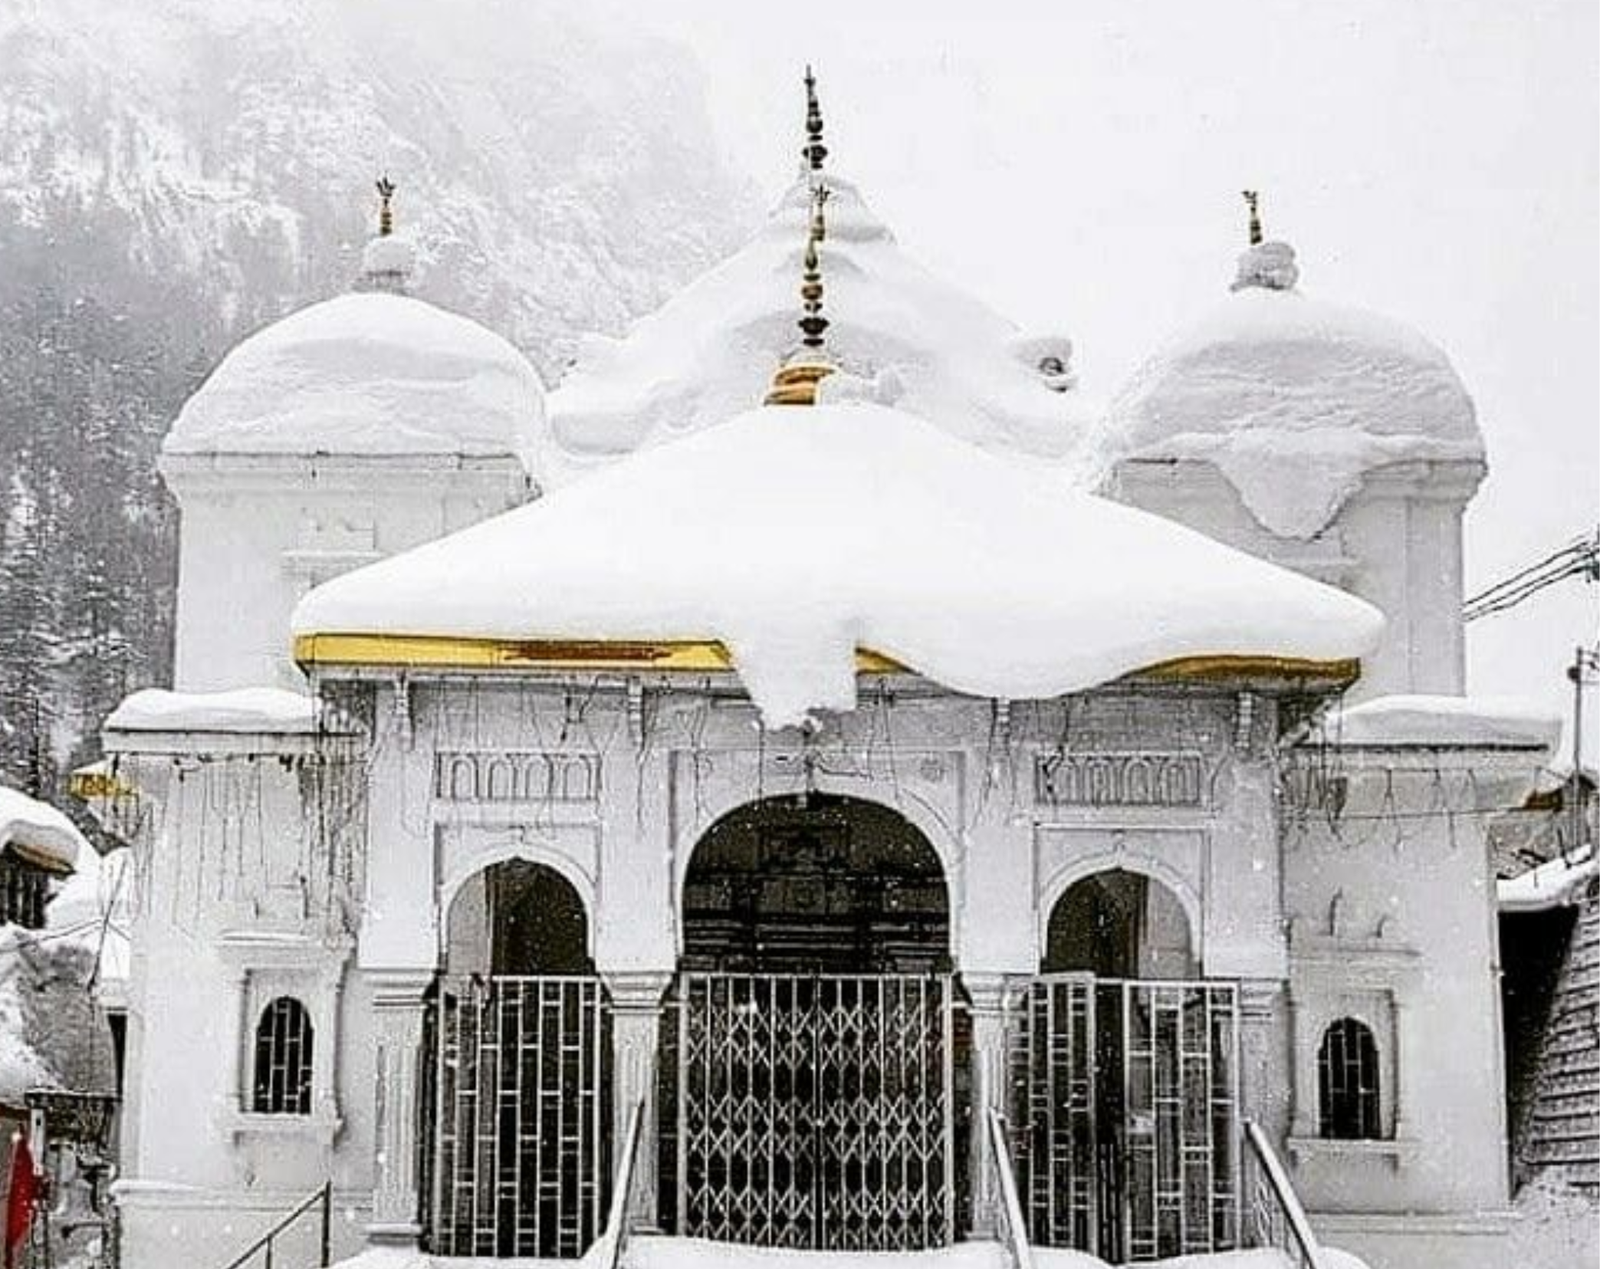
[163,293,550,470]
[1108,241,1482,538]
[1315,693,1560,750]
[550,175,1102,481]
[106,686,333,734]
[0,784,86,873]
[295,402,1383,729]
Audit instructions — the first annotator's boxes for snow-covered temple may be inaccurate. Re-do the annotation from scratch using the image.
[78,81,1566,1269]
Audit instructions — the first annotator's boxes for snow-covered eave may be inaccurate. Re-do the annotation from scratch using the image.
[293,632,1361,695]
[1498,845,1597,914]
[1,841,74,877]
[158,449,538,495]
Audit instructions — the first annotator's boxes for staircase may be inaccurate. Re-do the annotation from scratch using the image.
[1521,879,1600,1192]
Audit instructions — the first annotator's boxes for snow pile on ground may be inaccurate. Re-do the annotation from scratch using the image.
[0,928,117,1109]
[1499,844,1597,912]
[105,686,336,734]
[0,784,86,873]
[1503,1176,1600,1269]
[295,402,1382,730]
[163,293,550,471]
[1313,694,1561,750]
[551,175,1104,482]
[1108,242,1481,539]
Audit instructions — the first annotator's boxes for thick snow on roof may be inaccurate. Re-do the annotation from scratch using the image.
[295,402,1382,729]
[1108,243,1482,539]
[106,686,327,734]
[0,785,85,873]
[1499,845,1597,913]
[550,175,1102,482]
[163,292,549,469]
[1315,694,1561,750]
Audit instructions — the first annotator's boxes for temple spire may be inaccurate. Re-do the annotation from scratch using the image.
[357,174,414,295]
[1243,189,1263,246]
[802,65,828,173]
[1231,189,1300,292]
[765,178,836,405]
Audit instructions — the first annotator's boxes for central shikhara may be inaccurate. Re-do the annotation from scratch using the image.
[76,72,1558,1269]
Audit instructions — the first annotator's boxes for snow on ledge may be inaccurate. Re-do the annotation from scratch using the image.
[295,402,1382,730]
[1314,694,1561,751]
[0,785,86,873]
[105,687,331,735]
[1499,845,1598,913]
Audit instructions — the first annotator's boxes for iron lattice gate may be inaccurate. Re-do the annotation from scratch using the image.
[1015,977,1239,1262]
[425,976,609,1258]
[671,973,956,1250]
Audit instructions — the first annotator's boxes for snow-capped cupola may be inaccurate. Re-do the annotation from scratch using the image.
[292,401,1384,729]
[1106,200,1483,540]
[550,72,1098,481]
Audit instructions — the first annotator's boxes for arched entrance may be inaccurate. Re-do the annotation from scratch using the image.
[425,860,609,1260]
[666,794,958,1251]
[1021,869,1238,1262]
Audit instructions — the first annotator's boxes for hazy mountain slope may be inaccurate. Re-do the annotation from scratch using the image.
[0,0,759,799]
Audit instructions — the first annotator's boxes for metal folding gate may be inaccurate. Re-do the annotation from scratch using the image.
[425,975,609,1258]
[670,973,956,1250]
[1015,976,1239,1262]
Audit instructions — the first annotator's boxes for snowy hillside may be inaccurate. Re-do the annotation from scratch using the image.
[0,0,757,374]
[0,0,757,797]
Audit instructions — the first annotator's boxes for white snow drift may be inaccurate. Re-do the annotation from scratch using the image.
[1315,693,1561,750]
[163,293,548,469]
[1109,242,1482,539]
[551,175,1101,480]
[106,686,330,734]
[294,401,1383,728]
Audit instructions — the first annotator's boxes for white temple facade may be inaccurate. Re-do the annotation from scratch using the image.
[80,95,1558,1269]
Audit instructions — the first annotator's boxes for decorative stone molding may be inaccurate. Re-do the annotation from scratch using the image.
[1034,750,1206,808]
[434,750,600,803]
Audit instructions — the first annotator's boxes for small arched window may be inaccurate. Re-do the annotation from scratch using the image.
[252,996,313,1115]
[1318,1017,1381,1139]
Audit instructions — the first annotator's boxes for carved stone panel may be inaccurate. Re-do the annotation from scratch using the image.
[1034,751,1206,808]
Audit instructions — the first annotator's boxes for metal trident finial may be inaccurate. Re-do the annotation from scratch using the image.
[803,65,828,173]
[1243,190,1262,247]
[376,176,396,238]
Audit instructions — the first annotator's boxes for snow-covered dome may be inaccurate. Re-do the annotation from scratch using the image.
[1108,239,1483,538]
[294,401,1382,729]
[0,784,85,874]
[164,291,549,472]
[550,174,1102,482]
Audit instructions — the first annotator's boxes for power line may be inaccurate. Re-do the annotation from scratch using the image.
[1464,528,1600,622]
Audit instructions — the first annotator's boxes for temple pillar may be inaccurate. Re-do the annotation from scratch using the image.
[1240,978,1289,1143]
[965,972,1027,1236]
[606,970,673,1231]
[367,969,434,1247]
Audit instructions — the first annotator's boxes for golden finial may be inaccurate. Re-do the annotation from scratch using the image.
[376,176,396,238]
[802,65,827,173]
[1243,190,1262,247]
[765,181,836,405]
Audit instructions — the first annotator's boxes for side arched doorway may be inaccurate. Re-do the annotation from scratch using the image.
[1022,869,1238,1262]
[424,860,609,1260]
[665,794,958,1251]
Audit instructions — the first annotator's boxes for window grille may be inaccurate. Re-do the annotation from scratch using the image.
[0,855,48,929]
[1317,1017,1381,1139]
[252,996,314,1115]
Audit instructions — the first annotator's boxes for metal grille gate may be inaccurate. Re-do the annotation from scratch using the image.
[673,973,955,1250]
[1015,977,1239,1262]
[425,976,609,1258]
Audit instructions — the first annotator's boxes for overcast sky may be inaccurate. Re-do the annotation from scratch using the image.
[638,0,1599,756]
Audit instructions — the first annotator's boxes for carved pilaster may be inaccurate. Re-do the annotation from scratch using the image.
[367,969,433,1246]
[1240,978,1289,1144]
[606,970,673,1231]
[964,972,1029,1236]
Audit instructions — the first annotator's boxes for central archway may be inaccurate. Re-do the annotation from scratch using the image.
[669,793,958,1251]
[681,793,951,974]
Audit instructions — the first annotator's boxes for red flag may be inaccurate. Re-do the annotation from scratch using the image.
[4,1134,37,1269]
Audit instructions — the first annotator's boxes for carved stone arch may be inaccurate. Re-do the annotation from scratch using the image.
[437,835,597,961]
[1039,855,1202,977]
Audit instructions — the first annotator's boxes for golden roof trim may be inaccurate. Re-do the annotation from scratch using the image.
[295,633,1357,687]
